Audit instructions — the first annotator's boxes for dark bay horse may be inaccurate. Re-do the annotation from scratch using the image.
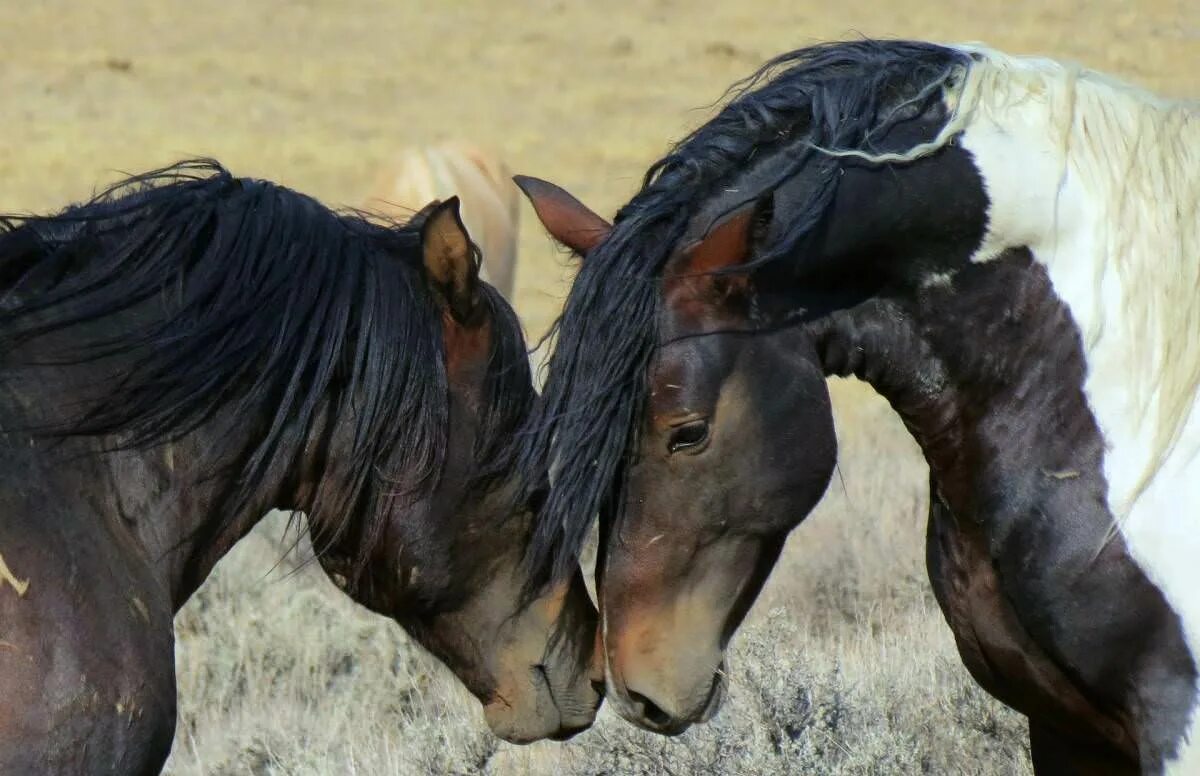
[0,161,601,774]
[515,41,1199,774]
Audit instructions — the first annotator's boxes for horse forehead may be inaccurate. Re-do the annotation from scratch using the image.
[647,345,709,418]
[648,338,752,424]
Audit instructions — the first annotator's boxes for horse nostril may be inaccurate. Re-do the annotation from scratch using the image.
[627,690,673,728]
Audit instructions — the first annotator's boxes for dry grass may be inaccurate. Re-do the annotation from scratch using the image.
[2,2,1194,774]
[0,1,1194,341]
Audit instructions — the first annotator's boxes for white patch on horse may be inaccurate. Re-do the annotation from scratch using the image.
[955,45,1200,770]
[0,551,30,598]
[920,271,955,289]
[129,596,151,624]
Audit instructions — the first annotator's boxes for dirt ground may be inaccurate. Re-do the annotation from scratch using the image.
[1,2,1196,774]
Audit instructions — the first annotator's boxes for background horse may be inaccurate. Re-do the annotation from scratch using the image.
[365,142,520,299]
[516,40,1199,774]
[0,161,601,774]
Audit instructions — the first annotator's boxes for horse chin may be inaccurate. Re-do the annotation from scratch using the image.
[481,666,600,744]
[483,698,560,745]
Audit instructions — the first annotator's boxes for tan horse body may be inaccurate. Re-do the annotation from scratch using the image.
[366,143,519,299]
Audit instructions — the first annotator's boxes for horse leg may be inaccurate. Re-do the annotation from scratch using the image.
[1029,722,1138,776]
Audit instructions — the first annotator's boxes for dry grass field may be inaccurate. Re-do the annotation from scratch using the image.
[1,1,1196,774]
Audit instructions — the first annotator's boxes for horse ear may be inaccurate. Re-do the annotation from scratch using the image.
[678,193,772,275]
[513,175,611,257]
[420,197,479,321]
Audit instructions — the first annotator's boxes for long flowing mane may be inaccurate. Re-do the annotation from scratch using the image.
[521,40,972,582]
[0,159,532,571]
[523,37,1199,581]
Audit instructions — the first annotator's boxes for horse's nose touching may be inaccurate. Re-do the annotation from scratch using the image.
[483,656,605,744]
[480,570,606,744]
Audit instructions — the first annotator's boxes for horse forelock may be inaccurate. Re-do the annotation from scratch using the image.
[522,39,974,586]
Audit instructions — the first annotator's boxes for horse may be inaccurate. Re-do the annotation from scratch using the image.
[365,141,520,299]
[0,160,602,775]
[513,40,1200,774]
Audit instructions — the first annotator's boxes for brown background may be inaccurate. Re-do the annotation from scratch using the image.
[2,0,1195,341]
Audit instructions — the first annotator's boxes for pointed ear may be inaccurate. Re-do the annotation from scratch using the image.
[677,192,772,276]
[420,197,479,321]
[513,175,611,257]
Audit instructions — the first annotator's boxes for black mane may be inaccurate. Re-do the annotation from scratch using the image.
[0,159,532,573]
[522,39,973,582]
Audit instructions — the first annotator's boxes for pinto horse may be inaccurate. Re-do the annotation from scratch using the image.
[0,161,601,775]
[365,142,520,298]
[515,41,1199,774]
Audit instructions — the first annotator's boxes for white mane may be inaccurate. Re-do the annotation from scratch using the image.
[816,45,1200,765]
[824,44,1198,509]
[820,44,1199,511]
[947,45,1199,509]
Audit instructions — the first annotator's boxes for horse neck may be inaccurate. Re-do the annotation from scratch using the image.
[46,381,343,608]
[960,61,1199,339]
[958,71,1199,513]
[805,248,1104,520]
[124,414,323,609]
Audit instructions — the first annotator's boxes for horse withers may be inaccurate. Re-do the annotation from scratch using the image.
[0,161,601,775]
[517,41,1200,774]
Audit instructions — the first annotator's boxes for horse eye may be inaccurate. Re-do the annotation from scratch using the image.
[668,419,710,454]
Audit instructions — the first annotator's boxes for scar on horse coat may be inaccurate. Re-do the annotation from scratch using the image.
[0,160,601,775]
[517,40,1199,775]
